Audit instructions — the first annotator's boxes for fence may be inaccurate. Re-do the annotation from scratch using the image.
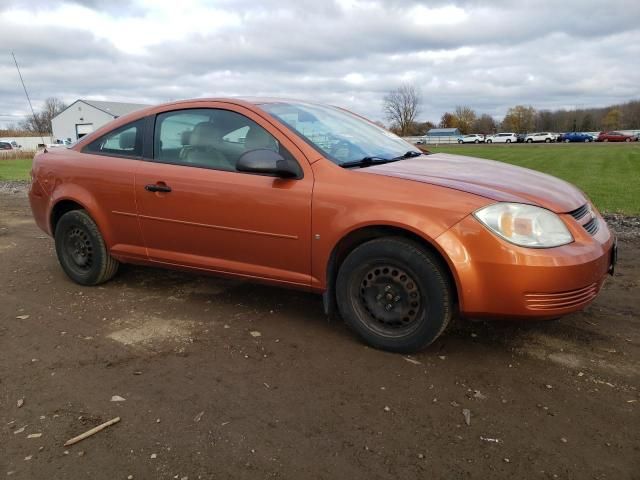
[403,135,462,145]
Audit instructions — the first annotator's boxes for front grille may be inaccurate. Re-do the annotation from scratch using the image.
[583,217,599,235]
[524,283,600,311]
[569,204,589,220]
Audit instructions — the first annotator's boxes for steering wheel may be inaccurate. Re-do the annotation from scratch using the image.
[327,138,367,162]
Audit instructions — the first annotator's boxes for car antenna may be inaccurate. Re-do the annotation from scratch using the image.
[11,52,47,151]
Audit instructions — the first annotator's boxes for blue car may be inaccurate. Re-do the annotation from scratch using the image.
[559,132,593,143]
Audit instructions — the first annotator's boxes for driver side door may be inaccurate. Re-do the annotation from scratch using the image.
[134,104,314,287]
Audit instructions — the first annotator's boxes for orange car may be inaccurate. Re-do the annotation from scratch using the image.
[29,98,616,352]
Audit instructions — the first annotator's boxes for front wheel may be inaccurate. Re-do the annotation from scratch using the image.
[457,140,463,144]
[336,238,453,353]
[545,138,551,143]
[54,210,119,285]
[625,138,632,142]
[474,139,479,143]
[526,139,533,143]
[565,139,570,143]
[486,139,492,143]
[506,139,511,143]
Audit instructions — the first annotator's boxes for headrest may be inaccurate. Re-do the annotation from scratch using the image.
[190,122,223,148]
[119,130,137,150]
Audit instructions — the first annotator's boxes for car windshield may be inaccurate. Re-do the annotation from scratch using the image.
[259,102,421,166]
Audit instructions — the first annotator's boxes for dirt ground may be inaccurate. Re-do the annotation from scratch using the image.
[1,189,638,480]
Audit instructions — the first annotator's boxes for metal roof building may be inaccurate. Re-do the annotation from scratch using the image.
[51,99,149,142]
[426,127,461,136]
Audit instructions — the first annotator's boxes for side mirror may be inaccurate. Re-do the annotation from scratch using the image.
[236,149,300,179]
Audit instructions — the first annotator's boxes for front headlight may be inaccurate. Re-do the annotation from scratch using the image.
[474,203,573,248]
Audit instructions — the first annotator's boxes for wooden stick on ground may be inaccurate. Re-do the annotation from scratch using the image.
[64,417,121,447]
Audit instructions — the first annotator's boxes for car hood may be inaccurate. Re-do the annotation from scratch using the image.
[363,153,585,213]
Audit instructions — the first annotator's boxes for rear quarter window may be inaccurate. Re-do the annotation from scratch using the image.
[83,119,145,158]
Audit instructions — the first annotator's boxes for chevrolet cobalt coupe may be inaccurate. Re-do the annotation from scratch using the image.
[29,99,616,352]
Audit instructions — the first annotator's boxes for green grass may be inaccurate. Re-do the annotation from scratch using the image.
[1,144,639,214]
[0,158,33,181]
[429,143,640,215]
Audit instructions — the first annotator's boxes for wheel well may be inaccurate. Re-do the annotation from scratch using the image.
[50,200,84,233]
[324,225,458,315]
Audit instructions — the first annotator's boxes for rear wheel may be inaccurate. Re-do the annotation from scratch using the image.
[603,138,609,142]
[527,138,533,143]
[336,237,452,353]
[458,140,463,144]
[474,139,479,144]
[506,139,511,143]
[625,137,631,142]
[54,210,119,285]
[486,139,492,144]
[545,138,551,143]
[584,138,590,142]
[565,139,570,143]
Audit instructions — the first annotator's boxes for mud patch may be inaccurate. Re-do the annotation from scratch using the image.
[107,317,195,348]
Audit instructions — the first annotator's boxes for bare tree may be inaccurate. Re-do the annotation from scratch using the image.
[20,97,67,134]
[383,85,421,136]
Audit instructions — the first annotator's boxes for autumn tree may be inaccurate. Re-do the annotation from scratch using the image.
[439,112,456,128]
[502,105,536,133]
[452,105,477,134]
[602,108,622,130]
[383,85,421,136]
[20,97,67,134]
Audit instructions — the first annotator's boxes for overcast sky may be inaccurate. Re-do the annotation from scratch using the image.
[1,0,639,127]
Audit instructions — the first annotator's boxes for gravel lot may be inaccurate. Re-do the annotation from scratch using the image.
[1,185,638,479]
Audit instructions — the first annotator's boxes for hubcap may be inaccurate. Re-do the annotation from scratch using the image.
[64,226,93,270]
[358,264,422,334]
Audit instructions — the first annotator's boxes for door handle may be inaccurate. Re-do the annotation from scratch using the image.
[145,183,172,193]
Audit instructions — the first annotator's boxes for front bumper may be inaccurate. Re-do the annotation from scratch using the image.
[436,212,615,319]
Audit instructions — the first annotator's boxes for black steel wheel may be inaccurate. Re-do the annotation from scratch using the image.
[55,209,119,285]
[336,237,453,352]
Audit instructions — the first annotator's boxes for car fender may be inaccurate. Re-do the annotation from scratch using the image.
[48,184,116,247]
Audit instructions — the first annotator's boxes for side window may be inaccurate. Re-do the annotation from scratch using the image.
[154,108,294,173]
[84,119,144,157]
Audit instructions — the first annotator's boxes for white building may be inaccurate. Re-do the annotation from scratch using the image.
[51,99,149,142]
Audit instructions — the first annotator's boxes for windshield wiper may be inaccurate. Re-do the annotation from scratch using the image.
[340,151,423,169]
[391,150,423,160]
[339,156,394,168]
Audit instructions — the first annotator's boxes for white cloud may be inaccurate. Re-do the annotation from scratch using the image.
[0,0,639,127]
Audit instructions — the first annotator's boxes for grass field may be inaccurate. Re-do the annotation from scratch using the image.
[430,143,640,215]
[1,144,638,214]
[0,158,33,181]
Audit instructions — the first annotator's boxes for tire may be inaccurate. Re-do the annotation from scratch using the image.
[603,138,609,142]
[545,138,551,143]
[625,138,631,142]
[565,139,570,143]
[506,139,511,143]
[336,237,453,353]
[54,209,119,286]
[486,139,492,144]
[527,139,533,143]
[474,139,479,144]
[584,138,589,142]
[458,140,463,144]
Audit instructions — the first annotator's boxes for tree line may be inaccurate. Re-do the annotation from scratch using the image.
[383,85,640,136]
[1,97,67,136]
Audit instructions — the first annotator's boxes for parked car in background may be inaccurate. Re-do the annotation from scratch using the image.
[0,141,13,150]
[596,131,636,142]
[486,133,517,143]
[28,98,616,353]
[458,134,485,144]
[559,132,593,143]
[525,132,557,143]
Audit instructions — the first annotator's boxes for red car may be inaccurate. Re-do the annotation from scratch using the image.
[596,131,635,142]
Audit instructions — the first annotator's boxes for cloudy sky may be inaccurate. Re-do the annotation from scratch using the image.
[1,0,639,127]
